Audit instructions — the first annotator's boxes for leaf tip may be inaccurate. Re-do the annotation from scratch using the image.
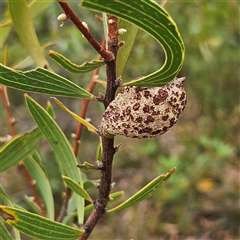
[169,167,176,174]
[24,93,29,98]
[0,206,17,223]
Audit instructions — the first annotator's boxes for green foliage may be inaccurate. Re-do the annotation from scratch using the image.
[1,1,238,239]
[7,0,50,67]
[82,0,185,87]
[0,128,43,172]
[0,1,181,239]
[0,64,94,99]
[48,50,105,73]
[108,168,175,213]
[0,206,83,239]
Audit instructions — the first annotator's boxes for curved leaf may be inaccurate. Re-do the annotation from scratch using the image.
[0,64,93,99]
[24,156,55,220]
[7,0,49,67]
[81,0,185,87]
[63,176,92,203]
[107,168,175,213]
[0,206,83,240]
[25,95,84,224]
[116,19,139,77]
[0,128,43,173]
[48,50,105,73]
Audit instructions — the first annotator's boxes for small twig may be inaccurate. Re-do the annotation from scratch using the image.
[79,15,119,240]
[1,85,16,136]
[56,187,71,222]
[58,1,114,61]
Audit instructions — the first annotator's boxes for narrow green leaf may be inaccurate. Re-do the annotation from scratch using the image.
[24,196,41,216]
[7,0,49,67]
[52,97,98,134]
[0,220,12,240]
[96,141,102,161]
[32,150,42,165]
[63,176,92,203]
[0,128,43,173]
[116,19,139,77]
[0,25,11,48]
[0,206,83,239]
[24,95,84,224]
[48,50,105,73]
[24,156,55,220]
[0,64,93,99]
[81,0,185,87]
[46,100,56,119]
[107,168,175,213]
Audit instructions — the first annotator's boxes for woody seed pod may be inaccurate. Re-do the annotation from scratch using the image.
[100,77,187,139]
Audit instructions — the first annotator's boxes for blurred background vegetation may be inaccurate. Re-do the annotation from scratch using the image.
[1,1,239,239]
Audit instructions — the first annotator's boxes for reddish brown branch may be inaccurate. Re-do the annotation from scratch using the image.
[79,15,119,240]
[58,1,114,61]
[1,85,16,136]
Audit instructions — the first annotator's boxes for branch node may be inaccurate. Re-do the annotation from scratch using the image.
[115,76,122,87]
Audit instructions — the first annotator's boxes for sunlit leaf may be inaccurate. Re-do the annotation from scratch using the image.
[52,97,98,134]
[63,176,92,203]
[24,95,84,224]
[48,50,105,73]
[0,64,93,99]
[0,206,83,239]
[81,0,185,87]
[24,156,55,220]
[107,168,175,213]
[0,128,43,173]
[7,0,48,67]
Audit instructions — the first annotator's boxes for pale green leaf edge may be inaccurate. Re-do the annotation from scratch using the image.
[48,50,105,73]
[107,168,175,213]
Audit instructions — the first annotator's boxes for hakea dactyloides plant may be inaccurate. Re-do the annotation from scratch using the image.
[0,0,186,239]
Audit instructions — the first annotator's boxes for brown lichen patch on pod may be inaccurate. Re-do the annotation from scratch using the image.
[100,77,187,139]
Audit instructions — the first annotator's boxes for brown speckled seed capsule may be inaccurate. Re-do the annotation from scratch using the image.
[100,77,187,139]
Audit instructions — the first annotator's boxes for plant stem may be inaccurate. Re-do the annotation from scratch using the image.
[79,15,119,240]
[58,1,114,61]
